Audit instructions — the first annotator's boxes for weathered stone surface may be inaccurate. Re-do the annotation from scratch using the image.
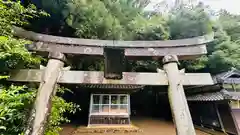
[48,51,66,62]
[163,55,196,135]
[13,26,214,48]
[25,43,207,59]
[162,55,179,64]
[8,70,214,86]
[25,56,65,135]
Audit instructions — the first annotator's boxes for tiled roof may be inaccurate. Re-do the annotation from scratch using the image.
[187,90,240,101]
[187,91,224,101]
[213,69,240,84]
[77,84,144,89]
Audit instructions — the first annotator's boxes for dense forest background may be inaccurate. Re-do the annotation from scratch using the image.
[25,0,240,74]
[0,0,240,134]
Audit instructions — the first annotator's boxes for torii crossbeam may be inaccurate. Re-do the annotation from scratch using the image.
[10,26,214,135]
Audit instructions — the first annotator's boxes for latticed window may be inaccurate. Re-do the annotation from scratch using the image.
[90,94,130,115]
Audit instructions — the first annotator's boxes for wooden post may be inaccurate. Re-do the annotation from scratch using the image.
[25,52,65,135]
[162,55,196,135]
[215,103,226,133]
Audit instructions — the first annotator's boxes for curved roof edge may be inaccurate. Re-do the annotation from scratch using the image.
[13,26,214,48]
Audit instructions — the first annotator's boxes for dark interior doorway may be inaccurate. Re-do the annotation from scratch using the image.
[130,88,172,121]
[218,102,239,134]
[61,86,91,126]
[61,85,173,126]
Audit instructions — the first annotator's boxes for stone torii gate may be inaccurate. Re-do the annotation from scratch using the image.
[9,26,214,135]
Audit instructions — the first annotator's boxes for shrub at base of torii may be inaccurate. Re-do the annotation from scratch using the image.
[0,1,80,135]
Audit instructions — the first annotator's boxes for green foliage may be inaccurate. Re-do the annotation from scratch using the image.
[205,10,240,73]
[45,87,80,135]
[168,4,213,39]
[0,1,80,135]
[164,3,240,73]
[69,0,125,39]
[30,0,240,73]
[208,41,240,73]
[0,85,35,135]
[0,0,46,74]
[204,19,240,74]
[218,10,240,42]
[32,0,170,71]
[0,36,41,73]
[0,0,47,36]
[129,15,169,40]
[0,1,43,133]
[0,86,80,135]
[32,0,169,40]
[165,3,213,72]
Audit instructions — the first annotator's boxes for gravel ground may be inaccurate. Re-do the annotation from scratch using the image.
[60,117,210,135]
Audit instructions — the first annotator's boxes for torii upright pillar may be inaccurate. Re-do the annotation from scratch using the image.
[162,55,196,135]
[25,52,65,135]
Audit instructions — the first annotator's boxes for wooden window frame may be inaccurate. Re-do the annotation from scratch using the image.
[89,94,130,116]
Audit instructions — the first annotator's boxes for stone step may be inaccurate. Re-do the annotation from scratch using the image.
[71,125,142,134]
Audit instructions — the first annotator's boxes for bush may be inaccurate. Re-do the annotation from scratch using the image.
[0,85,80,135]
[0,1,79,135]
[45,87,80,135]
[0,85,35,135]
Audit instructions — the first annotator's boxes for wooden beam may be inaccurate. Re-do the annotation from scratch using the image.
[25,43,207,59]
[9,70,214,86]
[13,26,214,48]
[215,103,226,133]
